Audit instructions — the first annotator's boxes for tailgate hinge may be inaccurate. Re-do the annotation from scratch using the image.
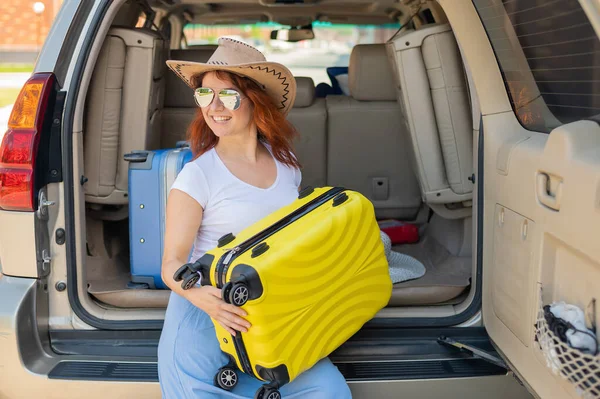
[35,189,55,277]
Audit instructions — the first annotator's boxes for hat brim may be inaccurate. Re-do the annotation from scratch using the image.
[380,230,426,284]
[387,250,426,284]
[166,60,296,115]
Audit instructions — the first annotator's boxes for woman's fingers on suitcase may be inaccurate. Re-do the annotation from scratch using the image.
[190,286,250,334]
[204,286,245,314]
[220,323,237,336]
[204,286,223,299]
[215,310,251,335]
[221,302,248,317]
[218,306,251,329]
[216,315,249,335]
[218,319,246,336]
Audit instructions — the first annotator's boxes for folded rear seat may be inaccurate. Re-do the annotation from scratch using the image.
[389,24,473,219]
[84,26,168,208]
[387,24,474,305]
[287,77,327,188]
[325,44,422,220]
[161,47,216,148]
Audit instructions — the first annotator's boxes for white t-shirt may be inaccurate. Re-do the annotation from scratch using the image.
[170,144,302,262]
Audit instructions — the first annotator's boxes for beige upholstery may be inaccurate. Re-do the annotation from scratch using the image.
[326,44,421,219]
[287,77,327,188]
[161,47,216,148]
[390,24,473,211]
[84,27,168,205]
[348,44,397,102]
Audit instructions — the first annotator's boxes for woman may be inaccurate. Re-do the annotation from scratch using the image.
[157,37,352,398]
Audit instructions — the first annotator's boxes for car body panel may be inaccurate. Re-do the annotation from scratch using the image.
[441,0,600,398]
[0,212,38,278]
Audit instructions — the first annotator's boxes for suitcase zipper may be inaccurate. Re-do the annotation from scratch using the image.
[214,247,240,288]
[215,187,346,288]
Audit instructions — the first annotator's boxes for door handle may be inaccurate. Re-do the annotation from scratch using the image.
[536,173,563,211]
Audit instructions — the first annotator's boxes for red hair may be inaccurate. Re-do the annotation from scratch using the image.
[187,70,301,169]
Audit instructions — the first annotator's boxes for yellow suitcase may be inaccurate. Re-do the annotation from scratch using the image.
[174,186,392,398]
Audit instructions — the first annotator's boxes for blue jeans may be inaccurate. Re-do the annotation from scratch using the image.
[158,292,352,398]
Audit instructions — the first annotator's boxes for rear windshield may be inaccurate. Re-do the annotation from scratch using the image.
[182,22,400,86]
[473,0,600,133]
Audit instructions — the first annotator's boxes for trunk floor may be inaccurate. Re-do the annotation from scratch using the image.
[87,253,170,309]
[88,236,472,309]
[389,236,472,306]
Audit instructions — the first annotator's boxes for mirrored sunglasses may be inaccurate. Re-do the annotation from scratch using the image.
[194,88,242,111]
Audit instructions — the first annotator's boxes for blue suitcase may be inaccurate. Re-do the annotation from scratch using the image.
[126,146,193,289]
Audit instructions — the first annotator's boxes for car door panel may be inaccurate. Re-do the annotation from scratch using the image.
[482,113,600,398]
[492,204,536,347]
[440,0,600,395]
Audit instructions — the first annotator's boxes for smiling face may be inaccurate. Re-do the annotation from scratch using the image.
[199,71,255,139]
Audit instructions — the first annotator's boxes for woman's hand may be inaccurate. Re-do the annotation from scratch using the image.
[187,285,251,336]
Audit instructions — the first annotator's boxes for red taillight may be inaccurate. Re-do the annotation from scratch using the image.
[0,73,55,211]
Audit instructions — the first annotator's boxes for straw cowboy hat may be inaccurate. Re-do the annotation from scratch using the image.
[166,37,296,115]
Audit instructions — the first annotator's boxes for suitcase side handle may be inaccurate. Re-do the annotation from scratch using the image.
[332,192,349,206]
[124,151,149,163]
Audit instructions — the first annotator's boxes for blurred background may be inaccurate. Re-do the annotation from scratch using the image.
[0,1,63,140]
[181,22,398,86]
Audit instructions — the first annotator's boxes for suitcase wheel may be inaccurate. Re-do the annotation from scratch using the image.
[182,272,200,290]
[173,263,191,282]
[222,282,233,304]
[254,386,281,399]
[229,283,249,306]
[214,367,238,391]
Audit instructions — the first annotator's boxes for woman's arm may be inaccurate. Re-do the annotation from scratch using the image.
[161,189,251,335]
[161,189,202,296]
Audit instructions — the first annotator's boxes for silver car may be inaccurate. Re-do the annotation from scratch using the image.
[1,0,599,397]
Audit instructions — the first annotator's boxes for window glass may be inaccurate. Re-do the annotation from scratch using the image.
[182,22,400,86]
[473,0,600,132]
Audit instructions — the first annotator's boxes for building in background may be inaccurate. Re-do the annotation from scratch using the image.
[0,0,64,63]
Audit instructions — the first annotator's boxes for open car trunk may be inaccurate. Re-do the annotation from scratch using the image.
[64,0,480,329]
